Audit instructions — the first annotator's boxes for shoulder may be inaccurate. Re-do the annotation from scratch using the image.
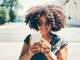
[51,33,60,45]
[24,34,31,45]
[51,33,68,49]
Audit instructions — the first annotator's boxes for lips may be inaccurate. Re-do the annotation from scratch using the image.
[42,29,47,32]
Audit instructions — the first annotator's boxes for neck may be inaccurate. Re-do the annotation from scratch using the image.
[42,32,52,42]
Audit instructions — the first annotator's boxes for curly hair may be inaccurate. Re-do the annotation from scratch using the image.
[25,5,66,31]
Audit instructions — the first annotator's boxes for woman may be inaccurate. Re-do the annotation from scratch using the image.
[19,5,67,60]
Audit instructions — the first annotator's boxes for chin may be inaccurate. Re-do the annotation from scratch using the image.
[41,32,48,35]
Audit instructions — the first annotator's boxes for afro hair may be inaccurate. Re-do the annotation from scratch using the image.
[25,5,66,31]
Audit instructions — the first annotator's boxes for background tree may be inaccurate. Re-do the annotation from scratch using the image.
[0,0,19,24]
[0,6,10,24]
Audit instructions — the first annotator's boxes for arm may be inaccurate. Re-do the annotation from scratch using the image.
[19,43,31,60]
[57,45,68,60]
[19,36,39,60]
[40,40,58,60]
[19,35,33,60]
[47,51,58,60]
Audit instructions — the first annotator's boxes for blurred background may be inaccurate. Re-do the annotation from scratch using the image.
[0,0,80,60]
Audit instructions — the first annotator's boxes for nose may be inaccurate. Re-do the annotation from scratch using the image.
[41,24,48,29]
[42,23,46,26]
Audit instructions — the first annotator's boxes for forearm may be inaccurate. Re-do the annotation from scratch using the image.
[57,47,67,60]
[47,51,57,60]
[19,52,31,60]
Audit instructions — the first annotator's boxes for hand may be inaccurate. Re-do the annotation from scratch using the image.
[29,37,41,56]
[40,39,51,53]
[40,39,57,60]
[28,44,41,57]
[31,43,41,53]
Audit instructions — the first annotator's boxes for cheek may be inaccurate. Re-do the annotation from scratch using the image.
[47,27,52,31]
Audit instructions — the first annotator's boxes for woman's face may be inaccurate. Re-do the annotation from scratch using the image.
[38,15,52,35]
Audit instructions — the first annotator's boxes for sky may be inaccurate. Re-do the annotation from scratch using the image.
[0,0,3,5]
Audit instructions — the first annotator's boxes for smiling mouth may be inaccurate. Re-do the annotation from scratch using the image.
[42,29,47,32]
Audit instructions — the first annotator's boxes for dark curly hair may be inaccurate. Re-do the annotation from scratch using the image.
[25,5,66,31]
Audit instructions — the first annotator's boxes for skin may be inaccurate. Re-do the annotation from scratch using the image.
[19,15,67,60]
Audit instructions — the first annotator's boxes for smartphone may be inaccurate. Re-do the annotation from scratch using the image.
[31,31,42,44]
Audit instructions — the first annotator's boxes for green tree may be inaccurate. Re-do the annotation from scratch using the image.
[1,0,18,22]
[0,6,10,24]
[8,0,18,22]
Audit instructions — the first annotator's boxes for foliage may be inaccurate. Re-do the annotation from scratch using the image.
[0,0,19,24]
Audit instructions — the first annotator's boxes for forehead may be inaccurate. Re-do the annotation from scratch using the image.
[39,15,46,22]
[39,15,52,23]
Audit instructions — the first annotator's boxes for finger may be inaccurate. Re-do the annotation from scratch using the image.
[41,44,47,48]
[44,48,50,53]
[41,39,50,44]
[41,39,51,47]
[41,42,51,49]
[30,45,41,53]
